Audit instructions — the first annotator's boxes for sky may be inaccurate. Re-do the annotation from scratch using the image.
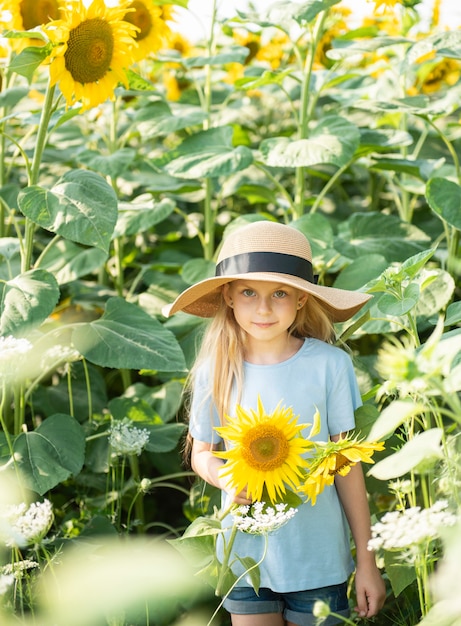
[173,0,461,42]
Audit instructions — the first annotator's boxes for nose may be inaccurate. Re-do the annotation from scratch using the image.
[256,296,272,314]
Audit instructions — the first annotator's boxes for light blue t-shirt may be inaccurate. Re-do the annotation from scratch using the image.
[189,338,362,593]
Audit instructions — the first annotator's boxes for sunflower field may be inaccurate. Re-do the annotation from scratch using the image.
[0,0,460,624]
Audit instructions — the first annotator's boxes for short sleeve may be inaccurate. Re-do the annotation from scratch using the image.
[189,362,223,444]
[326,350,362,436]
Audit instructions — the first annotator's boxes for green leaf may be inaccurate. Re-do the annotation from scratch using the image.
[368,429,443,480]
[183,46,250,68]
[358,128,413,153]
[114,198,175,237]
[0,237,21,261]
[445,301,461,327]
[18,170,118,252]
[334,212,429,261]
[0,86,29,108]
[134,101,207,137]
[7,45,50,82]
[259,116,359,168]
[236,556,260,594]
[38,240,108,285]
[0,269,60,335]
[369,156,443,181]
[72,297,186,371]
[376,282,420,316]
[181,258,216,285]
[76,148,137,179]
[426,177,461,230]
[384,551,416,597]
[161,127,253,179]
[368,401,426,442]
[145,423,186,453]
[333,254,388,290]
[14,414,85,495]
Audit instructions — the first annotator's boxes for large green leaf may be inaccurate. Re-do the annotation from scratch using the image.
[39,240,108,285]
[368,429,443,480]
[259,116,359,168]
[114,198,175,237]
[157,127,254,179]
[18,170,118,252]
[426,177,461,230]
[72,297,186,371]
[334,212,429,261]
[76,148,137,179]
[0,269,59,335]
[14,413,85,495]
[134,101,207,137]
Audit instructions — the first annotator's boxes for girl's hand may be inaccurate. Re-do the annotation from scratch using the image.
[354,561,386,618]
[219,476,252,505]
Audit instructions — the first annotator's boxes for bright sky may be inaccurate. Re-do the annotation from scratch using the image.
[174,0,461,41]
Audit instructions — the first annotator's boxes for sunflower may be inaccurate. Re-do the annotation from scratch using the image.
[299,437,385,505]
[43,0,138,112]
[2,0,65,49]
[123,0,172,62]
[214,397,313,504]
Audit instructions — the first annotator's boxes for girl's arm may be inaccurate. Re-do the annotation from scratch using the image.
[332,448,386,618]
[191,438,252,504]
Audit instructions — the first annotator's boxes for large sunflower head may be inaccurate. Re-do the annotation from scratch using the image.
[43,0,138,112]
[214,397,313,504]
[123,0,172,62]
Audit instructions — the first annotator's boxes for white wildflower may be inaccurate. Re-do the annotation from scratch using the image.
[0,336,33,382]
[368,500,457,555]
[0,574,14,595]
[109,421,150,457]
[40,345,80,371]
[313,599,331,620]
[2,560,39,578]
[233,501,297,535]
[0,500,54,548]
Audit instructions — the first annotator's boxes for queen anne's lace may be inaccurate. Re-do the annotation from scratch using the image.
[109,422,150,457]
[1,500,54,547]
[368,500,457,554]
[233,501,297,535]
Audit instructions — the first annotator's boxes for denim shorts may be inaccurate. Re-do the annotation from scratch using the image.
[222,581,350,626]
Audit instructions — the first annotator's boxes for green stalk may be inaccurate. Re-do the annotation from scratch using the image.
[201,0,217,260]
[294,11,327,220]
[127,454,144,533]
[22,79,56,272]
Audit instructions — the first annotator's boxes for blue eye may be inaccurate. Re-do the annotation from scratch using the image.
[274,290,287,298]
[242,289,255,297]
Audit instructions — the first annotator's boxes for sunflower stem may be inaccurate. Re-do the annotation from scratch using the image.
[22,79,56,272]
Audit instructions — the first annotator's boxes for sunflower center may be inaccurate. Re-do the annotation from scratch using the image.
[329,452,352,476]
[65,18,114,85]
[125,1,152,42]
[21,0,60,30]
[242,425,290,471]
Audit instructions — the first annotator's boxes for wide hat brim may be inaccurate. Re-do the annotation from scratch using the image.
[163,271,371,323]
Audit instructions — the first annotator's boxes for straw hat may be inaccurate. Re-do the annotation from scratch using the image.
[163,221,371,322]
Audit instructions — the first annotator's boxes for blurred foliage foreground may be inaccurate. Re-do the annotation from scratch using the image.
[0,0,461,624]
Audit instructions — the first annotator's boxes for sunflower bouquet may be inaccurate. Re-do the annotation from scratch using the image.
[214,395,384,514]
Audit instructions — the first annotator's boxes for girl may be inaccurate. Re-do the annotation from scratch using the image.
[164,221,386,626]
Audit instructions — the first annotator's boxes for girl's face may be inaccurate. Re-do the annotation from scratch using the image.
[223,280,307,345]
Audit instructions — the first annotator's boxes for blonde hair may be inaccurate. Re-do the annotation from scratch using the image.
[186,288,335,426]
